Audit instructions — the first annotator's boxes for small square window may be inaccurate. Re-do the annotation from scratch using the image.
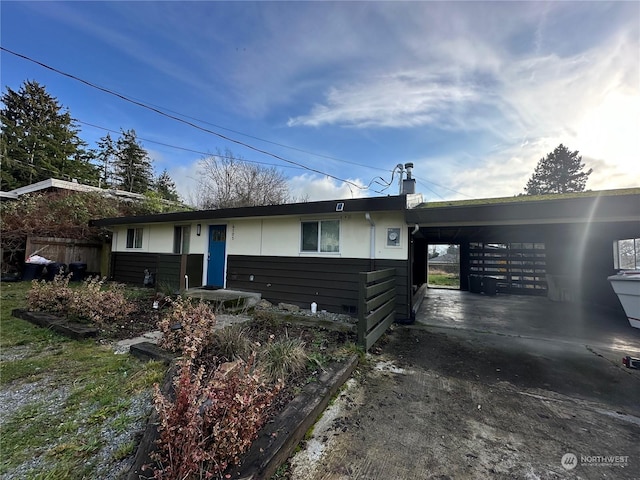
[126,228,143,249]
[301,220,340,253]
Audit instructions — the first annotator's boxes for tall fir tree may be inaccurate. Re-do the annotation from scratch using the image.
[113,129,154,193]
[95,133,117,188]
[154,169,180,202]
[524,144,592,195]
[0,80,98,190]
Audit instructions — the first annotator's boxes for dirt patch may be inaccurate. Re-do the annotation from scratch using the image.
[289,326,640,479]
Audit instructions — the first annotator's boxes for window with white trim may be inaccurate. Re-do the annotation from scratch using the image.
[301,220,340,253]
[126,228,143,249]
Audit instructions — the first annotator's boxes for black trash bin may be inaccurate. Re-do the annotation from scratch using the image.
[44,262,66,281]
[22,263,45,281]
[483,276,498,296]
[68,262,87,282]
[469,274,482,293]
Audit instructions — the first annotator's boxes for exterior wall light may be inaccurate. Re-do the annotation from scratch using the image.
[196,224,202,236]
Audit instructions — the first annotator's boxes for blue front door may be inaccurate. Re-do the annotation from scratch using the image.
[207,225,226,287]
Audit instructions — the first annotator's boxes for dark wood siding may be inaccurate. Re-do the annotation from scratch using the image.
[186,254,204,288]
[156,254,181,291]
[112,252,159,285]
[226,255,410,319]
[112,252,203,290]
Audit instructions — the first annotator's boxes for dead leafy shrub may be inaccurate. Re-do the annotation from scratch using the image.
[152,355,282,479]
[27,273,134,325]
[157,297,216,357]
[209,325,253,362]
[260,335,308,383]
[69,276,134,325]
[27,273,73,315]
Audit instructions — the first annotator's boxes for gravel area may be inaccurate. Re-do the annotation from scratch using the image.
[0,374,154,480]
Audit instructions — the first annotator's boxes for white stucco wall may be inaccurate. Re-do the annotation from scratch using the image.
[110,211,408,260]
[225,211,408,260]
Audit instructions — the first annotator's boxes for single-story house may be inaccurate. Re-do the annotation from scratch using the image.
[91,188,639,320]
[91,194,420,320]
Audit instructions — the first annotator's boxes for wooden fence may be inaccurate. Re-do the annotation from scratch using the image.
[357,268,396,351]
[25,236,103,274]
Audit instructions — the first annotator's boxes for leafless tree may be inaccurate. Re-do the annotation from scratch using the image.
[194,149,291,209]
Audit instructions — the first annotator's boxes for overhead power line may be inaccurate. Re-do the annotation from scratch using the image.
[3,46,467,199]
[124,98,391,173]
[76,119,307,172]
[1,46,367,191]
[414,176,473,199]
[78,119,396,194]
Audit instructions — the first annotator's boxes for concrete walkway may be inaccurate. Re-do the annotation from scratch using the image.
[183,287,261,309]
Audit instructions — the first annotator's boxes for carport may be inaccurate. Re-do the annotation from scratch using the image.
[407,189,639,312]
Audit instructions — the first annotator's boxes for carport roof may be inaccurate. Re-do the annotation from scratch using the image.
[406,188,640,227]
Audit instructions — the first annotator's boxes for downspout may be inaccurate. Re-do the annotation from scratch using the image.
[365,212,375,270]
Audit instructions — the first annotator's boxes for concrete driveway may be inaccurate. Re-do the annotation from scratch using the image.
[288,289,640,479]
[417,288,640,356]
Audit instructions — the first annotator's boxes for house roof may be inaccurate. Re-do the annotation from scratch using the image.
[90,195,408,227]
[1,178,145,201]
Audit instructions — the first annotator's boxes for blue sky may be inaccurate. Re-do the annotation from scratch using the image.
[2,1,639,203]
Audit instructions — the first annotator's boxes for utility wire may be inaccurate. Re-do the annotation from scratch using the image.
[1,47,367,191]
[78,119,398,194]
[3,47,466,198]
[123,98,391,173]
[414,176,472,199]
[76,119,308,171]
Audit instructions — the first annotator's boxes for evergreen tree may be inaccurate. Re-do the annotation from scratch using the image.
[95,133,117,188]
[155,169,180,202]
[524,144,592,195]
[0,80,98,190]
[113,129,153,193]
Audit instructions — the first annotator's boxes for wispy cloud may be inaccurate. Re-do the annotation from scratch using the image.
[287,71,483,129]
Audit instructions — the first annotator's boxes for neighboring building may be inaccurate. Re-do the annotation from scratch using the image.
[0,178,145,201]
[92,188,640,319]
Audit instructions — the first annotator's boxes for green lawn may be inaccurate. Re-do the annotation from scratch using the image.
[0,281,166,479]
[428,272,460,287]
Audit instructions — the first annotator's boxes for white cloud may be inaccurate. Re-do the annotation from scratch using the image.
[167,161,200,205]
[287,174,369,202]
[287,71,482,129]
